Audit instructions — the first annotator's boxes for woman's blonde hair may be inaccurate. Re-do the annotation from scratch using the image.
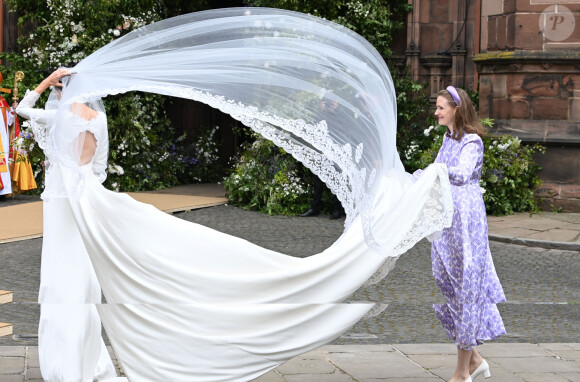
[438,87,486,140]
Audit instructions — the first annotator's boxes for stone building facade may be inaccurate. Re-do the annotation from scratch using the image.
[399,0,580,211]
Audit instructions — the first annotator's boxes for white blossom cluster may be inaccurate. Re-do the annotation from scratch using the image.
[274,169,308,197]
[107,163,124,175]
[192,126,220,164]
[23,2,158,68]
[343,1,371,18]
[404,141,419,161]
[423,125,435,137]
[489,137,520,152]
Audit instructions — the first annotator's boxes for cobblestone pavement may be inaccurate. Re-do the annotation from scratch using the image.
[0,204,579,347]
[0,194,40,208]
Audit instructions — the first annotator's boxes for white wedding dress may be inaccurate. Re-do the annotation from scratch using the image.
[17,91,118,381]
[17,8,454,382]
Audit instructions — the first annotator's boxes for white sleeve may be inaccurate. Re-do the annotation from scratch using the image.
[87,113,108,184]
[6,107,14,126]
[92,125,108,183]
[15,90,56,150]
[16,90,56,125]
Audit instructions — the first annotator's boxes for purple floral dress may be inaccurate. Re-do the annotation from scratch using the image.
[430,133,506,350]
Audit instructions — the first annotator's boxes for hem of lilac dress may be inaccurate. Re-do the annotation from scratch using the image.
[433,303,507,351]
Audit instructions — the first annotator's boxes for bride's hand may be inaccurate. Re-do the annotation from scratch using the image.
[44,68,71,88]
[34,68,71,94]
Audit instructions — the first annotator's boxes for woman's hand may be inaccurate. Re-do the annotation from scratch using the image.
[46,68,70,87]
[34,68,71,95]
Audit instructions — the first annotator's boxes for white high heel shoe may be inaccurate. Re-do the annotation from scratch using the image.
[471,359,491,380]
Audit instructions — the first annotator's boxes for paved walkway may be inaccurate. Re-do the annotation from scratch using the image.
[488,212,580,251]
[0,184,227,243]
[1,343,579,381]
[0,184,579,381]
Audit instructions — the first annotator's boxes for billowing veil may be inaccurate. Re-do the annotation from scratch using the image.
[43,7,453,381]
[56,7,451,250]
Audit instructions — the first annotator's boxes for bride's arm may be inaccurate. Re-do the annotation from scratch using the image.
[69,103,108,182]
[15,90,56,125]
[16,68,70,121]
[15,68,70,146]
[91,120,108,183]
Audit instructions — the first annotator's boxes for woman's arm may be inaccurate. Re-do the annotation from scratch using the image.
[33,67,70,95]
[16,68,70,123]
[447,135,483,186]
[91,121,109,183]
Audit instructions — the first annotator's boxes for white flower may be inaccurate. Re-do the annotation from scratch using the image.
[113,29,120,37]
[108,164,125,175]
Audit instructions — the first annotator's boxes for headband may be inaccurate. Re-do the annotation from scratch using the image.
[446,86,460,106]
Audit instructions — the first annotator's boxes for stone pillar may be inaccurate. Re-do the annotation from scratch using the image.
[405,0,421,82]
[400,0,479,98]
[449,0,467,88]
[476,0,580,211]
[421,55,452,102]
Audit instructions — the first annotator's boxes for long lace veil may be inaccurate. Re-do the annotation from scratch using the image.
[54,7,452,255]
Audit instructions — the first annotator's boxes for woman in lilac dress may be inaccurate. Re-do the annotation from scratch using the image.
[419,86,506,382]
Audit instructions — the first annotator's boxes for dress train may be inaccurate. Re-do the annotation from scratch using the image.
[58,163,450,381]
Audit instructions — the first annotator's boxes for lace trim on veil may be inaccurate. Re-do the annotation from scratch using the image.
[65,86,453,287]
[65,85,373,228]
[362,164,453,286]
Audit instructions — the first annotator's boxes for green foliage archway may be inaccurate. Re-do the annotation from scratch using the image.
[2,0,222,192]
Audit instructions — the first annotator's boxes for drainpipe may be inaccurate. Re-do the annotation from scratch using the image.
[474,0,482,91]
[0,0,4,61]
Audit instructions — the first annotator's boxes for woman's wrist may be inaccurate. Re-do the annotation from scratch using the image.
[33,80,51,95]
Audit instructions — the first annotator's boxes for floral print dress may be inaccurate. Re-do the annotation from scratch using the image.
[431,132,506,350]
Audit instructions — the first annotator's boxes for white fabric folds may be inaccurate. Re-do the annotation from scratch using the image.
[21,7,454,381]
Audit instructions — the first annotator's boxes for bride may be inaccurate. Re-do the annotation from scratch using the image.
[17,8,453,382]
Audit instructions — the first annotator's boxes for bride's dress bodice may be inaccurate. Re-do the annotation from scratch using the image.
[16,89,108,200]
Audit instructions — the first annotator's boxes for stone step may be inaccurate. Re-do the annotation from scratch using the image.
[0,290,13,304]
[0,322,12,337]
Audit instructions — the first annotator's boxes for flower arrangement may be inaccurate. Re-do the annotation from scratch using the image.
[9,124,46,189]
[10,129,39,160]
[103,93,223,191]
[224,134,313,216]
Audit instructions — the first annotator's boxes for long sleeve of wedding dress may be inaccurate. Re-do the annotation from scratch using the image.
[16,90,55,152]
